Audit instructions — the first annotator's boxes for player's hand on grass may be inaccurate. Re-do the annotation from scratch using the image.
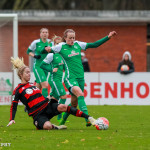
[34,55,41,59]
[7,120,15,127]
[45,46,51,53]
[108,31,117,38]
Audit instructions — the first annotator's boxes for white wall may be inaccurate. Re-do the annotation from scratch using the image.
[1,72,150,105]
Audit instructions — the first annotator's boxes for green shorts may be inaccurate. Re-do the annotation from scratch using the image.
[49,79,66,100]
[33,64,48,84]
[64,78,85,94]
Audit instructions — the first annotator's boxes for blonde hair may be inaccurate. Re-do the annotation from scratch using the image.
[11,57,28,79]
[62,29,75,42]
[52,35,62,45]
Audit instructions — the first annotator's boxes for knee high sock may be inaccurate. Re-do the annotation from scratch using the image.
[67,106,89,120]
[63,103,72,121]
[42,88,48,97]
[57,99,66,120]
[78,96,89,122]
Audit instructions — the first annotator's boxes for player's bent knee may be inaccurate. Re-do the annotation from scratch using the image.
[72,86,83,96]
[76,92,84,97]
[79,93,84,97]
[43,121,52,130]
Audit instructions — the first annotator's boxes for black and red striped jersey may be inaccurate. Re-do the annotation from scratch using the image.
[9,82,48,121]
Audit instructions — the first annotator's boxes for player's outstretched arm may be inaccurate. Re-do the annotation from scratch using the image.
[86,31,117,49]
[7,120,15,127]
[108,31,117,38]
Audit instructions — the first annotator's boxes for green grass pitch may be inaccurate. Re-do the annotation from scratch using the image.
[0,105,150,150]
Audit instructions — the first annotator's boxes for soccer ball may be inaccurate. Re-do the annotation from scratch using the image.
[95,117,109,130]
[121,65,129,71]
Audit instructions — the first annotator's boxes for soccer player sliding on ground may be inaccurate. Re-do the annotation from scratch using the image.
[7,57,96,130]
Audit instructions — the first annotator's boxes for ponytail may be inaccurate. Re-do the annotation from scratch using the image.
[11,57,28,79]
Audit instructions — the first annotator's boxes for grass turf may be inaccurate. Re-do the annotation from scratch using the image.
[0,105,150,150]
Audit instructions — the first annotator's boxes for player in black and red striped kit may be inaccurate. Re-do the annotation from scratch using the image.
[7,57,96,130]
[10,82,49,120]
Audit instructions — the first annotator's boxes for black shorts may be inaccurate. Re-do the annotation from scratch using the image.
[33,99,60,129]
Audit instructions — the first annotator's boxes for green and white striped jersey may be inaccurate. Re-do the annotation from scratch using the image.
[51,41,87,79]
[27,39,52,66]
[43,53,64,81]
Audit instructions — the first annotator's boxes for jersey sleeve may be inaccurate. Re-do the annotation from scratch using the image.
[86,36,109,49]
[51,42,64,53]
[29,40,37,51]
[9,89,20,121]
[43,53,54,64]
[27,39,40,54]
[27,40,38,54]
[75,41,87,50]
[40,53,53,72]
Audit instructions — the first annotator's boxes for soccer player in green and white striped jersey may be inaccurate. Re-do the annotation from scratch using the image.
[40,36,67,122]
[44,29,117,126]
[27,28,51,97]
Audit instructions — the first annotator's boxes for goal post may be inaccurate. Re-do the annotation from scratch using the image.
[0,14,18,105]
[0,14,18,58]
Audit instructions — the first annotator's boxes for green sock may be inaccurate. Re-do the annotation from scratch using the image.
[78,96,89,122]
[42,88,48,97]
[63,103,72,121]
[57,99,66,120]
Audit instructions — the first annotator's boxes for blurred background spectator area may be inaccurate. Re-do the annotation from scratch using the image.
[1,0,150,10]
